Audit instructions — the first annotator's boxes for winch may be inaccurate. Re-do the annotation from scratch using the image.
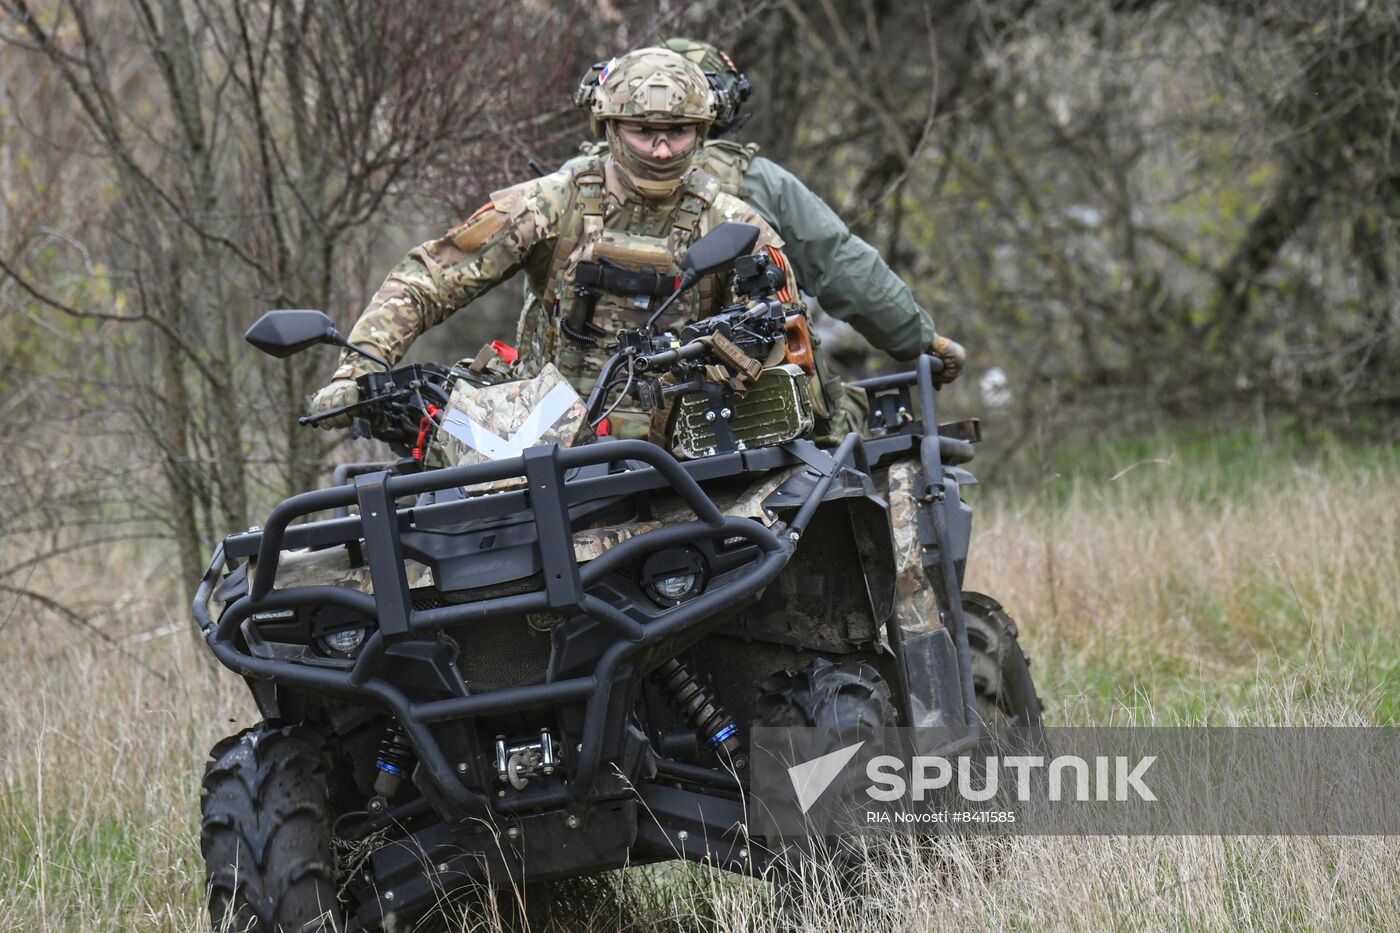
[494,729,559,790]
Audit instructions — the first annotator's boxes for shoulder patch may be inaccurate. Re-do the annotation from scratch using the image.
[449,207,507,253]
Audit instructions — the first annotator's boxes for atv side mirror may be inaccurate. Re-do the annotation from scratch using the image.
[245,309,341,358]
[245,309,390,370]
[643,222,762,331]
[682,222,761,278]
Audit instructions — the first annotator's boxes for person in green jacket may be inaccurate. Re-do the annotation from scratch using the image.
[532,37,964,382]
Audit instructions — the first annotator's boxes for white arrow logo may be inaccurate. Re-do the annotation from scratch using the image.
[440,381,581,460]
[787,741,865,814]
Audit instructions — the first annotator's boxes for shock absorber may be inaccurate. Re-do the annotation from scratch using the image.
[373,724,415,801]
[653,659,747,769]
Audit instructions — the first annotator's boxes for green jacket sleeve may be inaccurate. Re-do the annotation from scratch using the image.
[740,156,936,361]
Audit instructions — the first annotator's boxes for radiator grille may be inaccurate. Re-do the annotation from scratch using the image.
[408,586,552,691]
[455,614,552,691]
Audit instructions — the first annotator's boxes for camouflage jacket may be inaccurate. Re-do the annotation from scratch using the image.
[334,160,792,381]
[566,140,938,361]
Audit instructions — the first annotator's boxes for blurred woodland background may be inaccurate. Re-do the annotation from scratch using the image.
[1,4,1398,929]
[0,0,1396,619]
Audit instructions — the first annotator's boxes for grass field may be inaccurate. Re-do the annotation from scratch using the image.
[1,425,1396,930]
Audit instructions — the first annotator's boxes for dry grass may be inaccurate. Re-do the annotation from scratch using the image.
[0,428,1396,931]
[967,429,1400,727]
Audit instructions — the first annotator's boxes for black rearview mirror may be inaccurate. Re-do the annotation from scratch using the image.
[245,309,340,358]
[644,222,765,332]
[681,222,761,278]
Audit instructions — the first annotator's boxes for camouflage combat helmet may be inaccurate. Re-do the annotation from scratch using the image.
[662,38,751,137]
[588,47,717,135]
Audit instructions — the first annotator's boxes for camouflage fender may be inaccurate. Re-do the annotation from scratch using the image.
[887,458,942,640]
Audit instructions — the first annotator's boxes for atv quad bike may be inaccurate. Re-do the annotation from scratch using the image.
[194,222,1041,930]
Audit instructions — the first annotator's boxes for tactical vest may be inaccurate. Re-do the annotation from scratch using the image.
[697,139,760,198]
[524,142,862,440]
[541,156,725,436]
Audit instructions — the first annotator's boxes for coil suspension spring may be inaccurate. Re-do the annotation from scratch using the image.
[372,724,415,801]
[653,658,747,769]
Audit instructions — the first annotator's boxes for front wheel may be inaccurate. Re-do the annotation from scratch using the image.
[754,658,896,831]
[201,722,343,932]
[755,657,896,746]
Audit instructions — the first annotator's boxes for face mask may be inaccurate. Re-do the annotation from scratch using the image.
[606,122,698,199]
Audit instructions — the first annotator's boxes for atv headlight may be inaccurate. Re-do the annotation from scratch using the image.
[653,572,698,601]
[321,626,367,656]
[641,548,706,607]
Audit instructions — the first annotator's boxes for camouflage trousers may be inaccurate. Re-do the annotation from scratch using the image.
[887,459,942,640]
[812,384,869,445]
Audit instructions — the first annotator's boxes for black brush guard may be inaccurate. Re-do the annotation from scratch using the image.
[193,357,976,820]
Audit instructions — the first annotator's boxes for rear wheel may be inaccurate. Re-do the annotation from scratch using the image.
[962,591,1043,736]
[201,722,343,932]
[933,594,1044,876]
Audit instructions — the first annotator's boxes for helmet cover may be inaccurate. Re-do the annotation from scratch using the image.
[589,46,717,134]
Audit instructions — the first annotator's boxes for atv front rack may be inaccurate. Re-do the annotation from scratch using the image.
[194,356,981,820]
[196,440,809,817]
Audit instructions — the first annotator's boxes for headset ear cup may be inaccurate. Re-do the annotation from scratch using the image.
[704,73,728,131]
[704,70,748,136]
[574,61,606,112]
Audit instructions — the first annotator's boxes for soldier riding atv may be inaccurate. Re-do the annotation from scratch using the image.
[194,47,1040,931]
[195,219,1040,930]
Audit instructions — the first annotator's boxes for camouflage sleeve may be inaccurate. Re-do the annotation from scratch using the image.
[741,156,937,361]
[333,175,564,378]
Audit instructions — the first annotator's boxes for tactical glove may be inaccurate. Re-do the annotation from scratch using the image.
[930,335,966,384]
[308,378,359,430]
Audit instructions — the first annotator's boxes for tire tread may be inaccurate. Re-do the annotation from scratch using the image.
[200,722,343,932]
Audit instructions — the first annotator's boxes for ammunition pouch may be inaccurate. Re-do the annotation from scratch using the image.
[565,260,679,345]
[573,260,676,300]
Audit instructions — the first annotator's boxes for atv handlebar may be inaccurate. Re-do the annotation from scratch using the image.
[849,356,944,392]
[297,396,382,426]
